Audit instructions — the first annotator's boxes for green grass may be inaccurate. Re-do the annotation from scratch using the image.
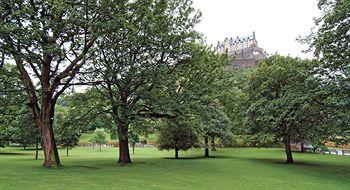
[0,147,350,190]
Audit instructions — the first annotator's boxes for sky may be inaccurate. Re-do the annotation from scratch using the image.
[192,0,321,58]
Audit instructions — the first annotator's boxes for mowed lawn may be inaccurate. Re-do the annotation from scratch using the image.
[0,147,350,190]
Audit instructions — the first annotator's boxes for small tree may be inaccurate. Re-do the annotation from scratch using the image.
[128,131,139,155]
[157,116,201,159]
[11,110,39,150]
[91,128,107,151]
[55,112,81,157]
[1,63,40,157]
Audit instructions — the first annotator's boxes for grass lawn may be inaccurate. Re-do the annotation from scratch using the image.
[0,147,350,190]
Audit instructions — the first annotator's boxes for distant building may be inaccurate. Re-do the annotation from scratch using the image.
[215,31,266,70]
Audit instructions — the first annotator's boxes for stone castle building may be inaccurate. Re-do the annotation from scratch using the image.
[215,32,266,69]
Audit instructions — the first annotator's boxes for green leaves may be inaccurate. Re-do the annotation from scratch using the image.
[90,128,108,146]
[246,55,326,144]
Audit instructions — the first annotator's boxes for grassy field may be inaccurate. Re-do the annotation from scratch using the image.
[0,147,350,190]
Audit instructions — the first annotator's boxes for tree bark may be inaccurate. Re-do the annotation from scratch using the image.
[35,141,39,160]
[205,136,209,158]
[283,135,294,163]
[117,123,131,164]
[211,136,216,151]
[175,147,179,159]
[39,108,61,168]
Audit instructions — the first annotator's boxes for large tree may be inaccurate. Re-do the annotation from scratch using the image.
[92,0,200,164]
[246,55,326,163]
[0,1,119,167]
[156,43,230,158]
[307,0,350,137]
[310,0,349,72]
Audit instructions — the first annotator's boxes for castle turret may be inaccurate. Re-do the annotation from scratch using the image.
[216,32,266,69]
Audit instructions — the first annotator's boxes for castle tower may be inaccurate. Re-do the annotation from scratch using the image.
[216,32,266,69]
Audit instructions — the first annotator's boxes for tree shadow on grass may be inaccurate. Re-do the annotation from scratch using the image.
[0,152,29,156]
[163,155,234,160]
[244,156,349,167]
[242,156,350,181]
[69,165,101,170]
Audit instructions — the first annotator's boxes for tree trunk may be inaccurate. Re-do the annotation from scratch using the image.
[205,136,209,158]
[66,147,69,156]
[283,135,294,163]
[35,141,39,160]
[132,143,135,155]
[175,147,179,159]
[39,112,61,168]
[99,144,101,151]
[211,136,216,151]
[117,123,131,164]
[300,142,305,153]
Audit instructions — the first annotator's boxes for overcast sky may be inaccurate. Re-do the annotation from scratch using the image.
[192,0,321,58]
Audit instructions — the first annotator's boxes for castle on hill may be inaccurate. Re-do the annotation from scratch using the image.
[215,31,266,69]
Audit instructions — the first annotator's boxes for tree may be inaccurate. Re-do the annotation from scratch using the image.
[309,0,349,72]
[246,55,325,163]
[91,0,200,163]
[306,0,350,140]
[10,108,40,150]
[128,118,154,155]
[160,43,230,158]
[91,128,107,151]
[0,64,22,147]
[157,116,201,159]
[0,63,42,157]
[0,0,122,167]
[198,102,232,157]
[128,131,139,155]
[55,106,81,157]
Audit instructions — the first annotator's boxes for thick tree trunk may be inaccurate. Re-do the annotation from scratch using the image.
[175,147,179,159]
[211,136,216,151]
[205,136,209,158]
[283,135,294,163]
[35,141,39,160]
[14,55,61,168]
[117,123,131,164]
[39,112,61,168]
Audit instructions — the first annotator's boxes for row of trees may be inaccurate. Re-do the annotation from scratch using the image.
[0,0,234,167]
[0,0,349,167]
